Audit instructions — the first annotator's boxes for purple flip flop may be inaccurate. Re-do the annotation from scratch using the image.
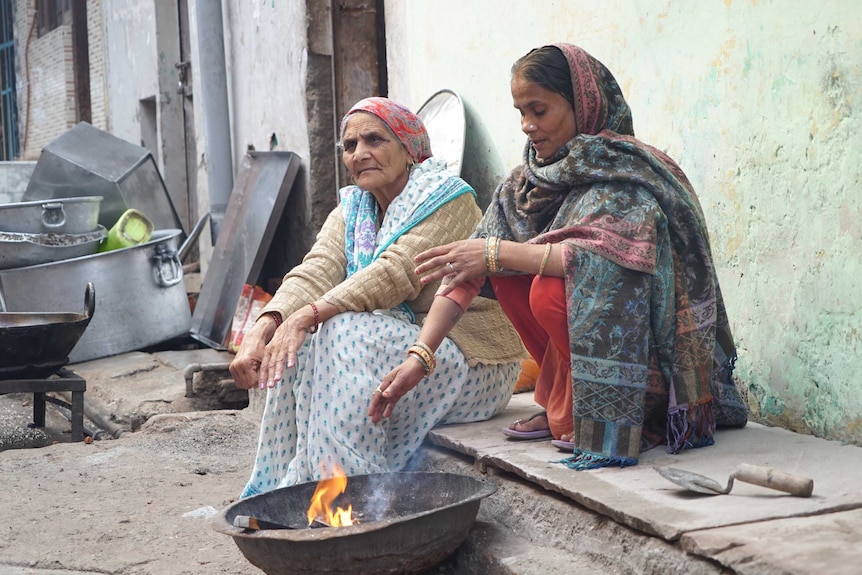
[551,439,574,451]
[502,412,552,440]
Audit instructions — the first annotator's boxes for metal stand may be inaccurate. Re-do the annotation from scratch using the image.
[0,368,86,441]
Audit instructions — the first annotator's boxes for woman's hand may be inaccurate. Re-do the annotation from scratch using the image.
[229,317,275,390]
[368,357,426,423]
[258,305,318,388]
[414,238,487,296]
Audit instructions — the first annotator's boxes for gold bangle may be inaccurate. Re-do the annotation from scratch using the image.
[486,236,500,274]
[537,243,552,276]
[412,341,435,362]
[407,348,434,375]
[410,346,435,371]
[408,344,436,373]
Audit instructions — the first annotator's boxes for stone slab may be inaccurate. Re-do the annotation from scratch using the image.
[64,349,235,430]
[428,393,862,541]
[681,508,862,575]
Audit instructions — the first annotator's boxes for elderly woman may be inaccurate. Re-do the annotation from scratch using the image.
[230,97,524,496]
[375,44,747,470]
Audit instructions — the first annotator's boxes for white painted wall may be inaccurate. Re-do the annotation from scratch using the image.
[385,0,862,441]
[102,0,159,145]
[185,0,311,276]
[221,2,311,170]
[83,0,859,442]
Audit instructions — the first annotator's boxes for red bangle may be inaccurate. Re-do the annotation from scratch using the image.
[308,302,320,333]
[263,310,283,328]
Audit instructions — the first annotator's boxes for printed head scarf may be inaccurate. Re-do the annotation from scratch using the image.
[552,43,634,137]
[339,97,433,163]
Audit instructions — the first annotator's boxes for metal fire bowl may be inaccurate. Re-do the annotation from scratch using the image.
[212,471,497,575]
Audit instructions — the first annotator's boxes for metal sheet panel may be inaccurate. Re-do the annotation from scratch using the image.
[23,122,184,233]
[190,151,300,349]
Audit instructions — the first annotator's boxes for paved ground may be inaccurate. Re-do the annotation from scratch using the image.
[1,349,861,574]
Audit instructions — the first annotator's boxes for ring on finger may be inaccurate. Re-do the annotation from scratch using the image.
[446,262,457,275]
[374,385,384,395]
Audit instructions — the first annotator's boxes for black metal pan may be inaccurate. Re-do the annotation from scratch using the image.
[0,283,95,379]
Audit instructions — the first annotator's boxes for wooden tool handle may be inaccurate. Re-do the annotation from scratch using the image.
[733,463,814,497]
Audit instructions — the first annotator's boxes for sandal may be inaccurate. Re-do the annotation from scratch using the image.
[551,439,574,451]
[502,412,552,440]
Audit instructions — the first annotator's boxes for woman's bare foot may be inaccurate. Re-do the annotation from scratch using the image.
[560,432,573,442]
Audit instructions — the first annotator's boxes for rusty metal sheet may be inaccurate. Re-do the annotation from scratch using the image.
[189,151,300,349]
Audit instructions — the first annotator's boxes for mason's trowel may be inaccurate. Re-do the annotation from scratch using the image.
[657,463,814,497]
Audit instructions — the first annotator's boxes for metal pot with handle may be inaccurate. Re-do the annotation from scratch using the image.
[0,196,103,234]
[0,230,190,363]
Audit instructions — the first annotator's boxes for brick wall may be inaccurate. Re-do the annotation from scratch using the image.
[14,1,103,160]
[87,0,107,131]
[15,0,75,161]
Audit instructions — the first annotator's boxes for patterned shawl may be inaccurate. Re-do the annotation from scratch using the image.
[337,97,473,279]
[476,44,746,469]
[341,156,475,278]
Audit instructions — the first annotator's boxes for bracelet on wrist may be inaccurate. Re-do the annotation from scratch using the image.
[537,243,552,277]
[407,343,436,375]
[408,352,431,374]
[485,236,502,274]
[307,302,320,333]
[262,310,283,329]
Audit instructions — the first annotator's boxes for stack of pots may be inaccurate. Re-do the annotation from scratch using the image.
[0,196,106,269]
[0,210,191,364]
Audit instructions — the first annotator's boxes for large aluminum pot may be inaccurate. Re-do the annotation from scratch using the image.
[0,230,189,363]
[0,196,103,234]
[0,226,106,269]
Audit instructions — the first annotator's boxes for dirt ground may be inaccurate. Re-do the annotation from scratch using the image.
[0,405,262,574]
[0,388,463,575]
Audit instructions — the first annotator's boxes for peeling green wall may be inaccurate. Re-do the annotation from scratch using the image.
[385,0,862,444]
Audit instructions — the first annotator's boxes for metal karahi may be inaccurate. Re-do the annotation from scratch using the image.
[212,471,496,575]
[0,283,94,379]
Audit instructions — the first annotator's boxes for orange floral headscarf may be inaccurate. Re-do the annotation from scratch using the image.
[339,97,433,163]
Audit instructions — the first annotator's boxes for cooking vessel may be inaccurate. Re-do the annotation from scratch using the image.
[0,227,107,269]
[0,282,94,379]
[0,196,102,234]
[0,230,189,363]
[212,471,497,575]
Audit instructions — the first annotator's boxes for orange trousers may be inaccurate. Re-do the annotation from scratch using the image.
[491,274,573,440]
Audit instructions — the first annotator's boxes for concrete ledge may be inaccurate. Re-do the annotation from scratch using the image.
[427,392,862,574]
[417,446,723,574]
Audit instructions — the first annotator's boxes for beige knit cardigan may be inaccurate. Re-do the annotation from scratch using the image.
[260,192,525,366]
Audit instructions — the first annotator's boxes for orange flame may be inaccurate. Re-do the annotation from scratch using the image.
[306,465,355,527]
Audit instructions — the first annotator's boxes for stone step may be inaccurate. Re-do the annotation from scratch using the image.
[419,446,724,575]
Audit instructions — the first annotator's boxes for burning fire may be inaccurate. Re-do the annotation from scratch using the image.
[306,465,356,527]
